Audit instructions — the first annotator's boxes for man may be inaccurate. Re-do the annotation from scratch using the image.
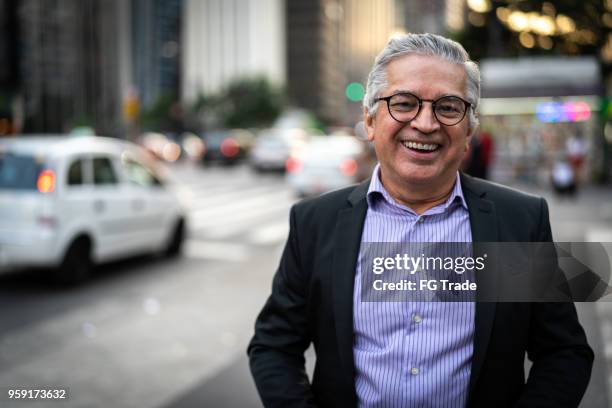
[248,33,593,407]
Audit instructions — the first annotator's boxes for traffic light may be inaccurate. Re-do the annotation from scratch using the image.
[345,82,365,102]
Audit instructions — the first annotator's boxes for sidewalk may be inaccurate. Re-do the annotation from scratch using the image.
[507,181,612,407]
[505,181,612,242]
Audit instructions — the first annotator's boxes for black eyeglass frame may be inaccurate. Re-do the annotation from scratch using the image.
[374,92,473,126]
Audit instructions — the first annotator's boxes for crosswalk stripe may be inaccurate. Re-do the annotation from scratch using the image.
[188,185,287,211]
[183,239,251,262]
[190,199,292,235]
[247,221,290,245]
[189,190,293,226]
[170,164,296,243]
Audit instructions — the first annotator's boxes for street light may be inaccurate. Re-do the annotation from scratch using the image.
[467,0,491,14]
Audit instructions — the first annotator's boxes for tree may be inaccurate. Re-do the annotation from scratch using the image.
[190,76,285,131]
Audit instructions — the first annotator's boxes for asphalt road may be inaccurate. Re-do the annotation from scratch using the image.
[0,162,610,408]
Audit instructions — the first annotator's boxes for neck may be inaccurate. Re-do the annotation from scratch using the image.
[380,172,457,215]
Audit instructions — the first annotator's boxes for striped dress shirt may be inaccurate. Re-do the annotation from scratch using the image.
[353,165,475,408]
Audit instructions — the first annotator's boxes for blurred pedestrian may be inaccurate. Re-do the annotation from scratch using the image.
[551,154,577,197]
[464,129,494,179]
[566,131,587,184]
[248,33,592,408]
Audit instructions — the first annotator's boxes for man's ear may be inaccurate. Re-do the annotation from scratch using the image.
[364,107,376,141]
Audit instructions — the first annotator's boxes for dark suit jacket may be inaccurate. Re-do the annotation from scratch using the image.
[248,173,593,407]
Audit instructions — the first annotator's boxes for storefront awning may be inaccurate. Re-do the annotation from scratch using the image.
[481,57,602,98]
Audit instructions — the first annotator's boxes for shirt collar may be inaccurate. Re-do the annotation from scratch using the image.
[366,163,468,214]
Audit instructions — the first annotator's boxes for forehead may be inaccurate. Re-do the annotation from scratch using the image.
[385,54,467,98]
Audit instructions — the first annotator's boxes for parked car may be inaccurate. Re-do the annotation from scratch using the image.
[286,135,374,197]
[201,129,254,165]
[249,128,308,172]
[0,135,186,282]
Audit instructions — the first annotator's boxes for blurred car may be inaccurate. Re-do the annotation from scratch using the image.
[286,135,374,197]
[201,129,254,165]
[138,132,183,163]
[249,128,308,172]
[0,135,186,282]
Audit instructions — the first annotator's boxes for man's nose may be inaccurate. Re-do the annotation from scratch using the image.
[409,102,440,133]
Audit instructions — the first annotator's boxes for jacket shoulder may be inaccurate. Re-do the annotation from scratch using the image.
[462,175,550,240]
[463,175,544,208]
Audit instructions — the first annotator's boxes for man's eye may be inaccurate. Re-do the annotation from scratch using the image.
[438,104,459,112]
[436,103,462,115]
[391,102,418,110]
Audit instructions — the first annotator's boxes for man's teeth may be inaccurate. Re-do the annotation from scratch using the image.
[402,141,439,151]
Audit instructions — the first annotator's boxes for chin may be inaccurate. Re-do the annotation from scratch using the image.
[399,166,442,185]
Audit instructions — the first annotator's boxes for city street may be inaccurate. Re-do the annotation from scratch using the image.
[0,162,611,408]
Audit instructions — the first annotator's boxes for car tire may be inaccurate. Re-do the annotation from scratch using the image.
[165,219,185,257]
[58,237,93,284]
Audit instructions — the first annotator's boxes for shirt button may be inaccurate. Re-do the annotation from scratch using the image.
[413,314,422,324]
[416,217,424,223]
[411,367,419,375]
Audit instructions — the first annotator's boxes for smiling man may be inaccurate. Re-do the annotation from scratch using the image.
[248,33,593,408]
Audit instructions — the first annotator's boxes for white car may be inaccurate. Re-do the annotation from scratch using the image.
[286,135,372,197]
[250,128,309,172]
[0,135,186,282]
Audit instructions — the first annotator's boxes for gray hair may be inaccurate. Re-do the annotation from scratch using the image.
[363,33,480,130]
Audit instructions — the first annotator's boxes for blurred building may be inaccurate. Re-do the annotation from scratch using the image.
[286,0,403,125]
[0,0,183,137]
[0,0,19,134]
[181,0,286,102]
[12,0,128,136]
[131,0,183,109]
[404,0,446,34]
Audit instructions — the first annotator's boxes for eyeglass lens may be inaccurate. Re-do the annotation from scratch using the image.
[388,93,467,125]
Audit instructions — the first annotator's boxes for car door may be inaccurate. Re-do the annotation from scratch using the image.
[90,155,140,260]
[120,155,176,249]
[59,155,95,253]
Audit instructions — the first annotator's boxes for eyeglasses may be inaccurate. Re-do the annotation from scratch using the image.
[375,92,472,126]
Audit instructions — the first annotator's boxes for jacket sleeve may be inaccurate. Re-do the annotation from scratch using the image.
[247,205,318,408]
[515,198,594,407]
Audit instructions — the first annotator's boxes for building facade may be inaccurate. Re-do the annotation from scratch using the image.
[0,0,183,137]
[182,0,286,102]
[286,0,401,125]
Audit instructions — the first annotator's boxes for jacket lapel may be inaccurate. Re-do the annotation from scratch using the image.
[461,173,500,398]
[331,181,369,395]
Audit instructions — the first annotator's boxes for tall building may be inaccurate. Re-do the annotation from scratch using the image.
[1,0,183,137]
[8,0,128,136]
[0,0,19,129]
[286,0,401,125]
[131,0,183,109]
[182,0,286,102]
[404,0,447,34]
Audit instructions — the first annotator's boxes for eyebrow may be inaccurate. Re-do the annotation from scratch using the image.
[389,89,464,99]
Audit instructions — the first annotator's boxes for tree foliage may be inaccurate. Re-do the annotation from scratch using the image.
[191,76,284,130]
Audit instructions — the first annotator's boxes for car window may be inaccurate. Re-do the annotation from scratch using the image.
[0,152,43,190]
[122,158,162,187]
[67,159,83,185]
[93,157,118,185]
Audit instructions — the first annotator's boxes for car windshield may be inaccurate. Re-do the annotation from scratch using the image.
[0,152,44,190]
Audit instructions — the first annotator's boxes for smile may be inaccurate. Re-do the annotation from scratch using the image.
[401,141,441,152]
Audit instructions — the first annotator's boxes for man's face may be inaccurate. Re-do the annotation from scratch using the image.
[365,54,473,191]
